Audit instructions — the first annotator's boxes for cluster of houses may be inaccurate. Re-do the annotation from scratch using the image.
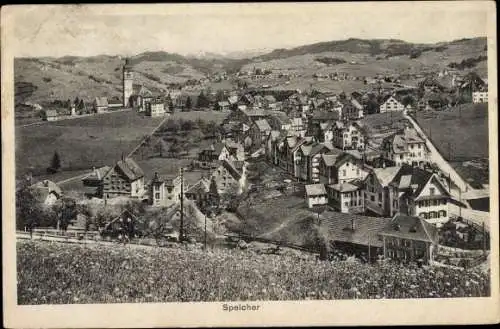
[76,140,247,213]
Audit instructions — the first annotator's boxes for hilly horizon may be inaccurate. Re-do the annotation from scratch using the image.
[15,36,487,106]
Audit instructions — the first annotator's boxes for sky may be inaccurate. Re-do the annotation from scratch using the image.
[7,2,491,58]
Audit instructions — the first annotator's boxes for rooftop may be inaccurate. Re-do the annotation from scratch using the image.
[305,183,327,196]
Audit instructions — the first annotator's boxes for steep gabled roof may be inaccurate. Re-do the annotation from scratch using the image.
[321,148,343,167]
[219,159,243,181]
[115,158,144,181]
[254,119,272,132]
[320,211,391,248]
[389,164,435,197]
[32,180,62,202]
[185,177,210,194]
[82,166,112,182]
[369,166,402,187]
[380,214,438,244]
[305,183,327,196]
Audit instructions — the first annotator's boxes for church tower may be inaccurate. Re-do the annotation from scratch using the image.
[123,58,134,107]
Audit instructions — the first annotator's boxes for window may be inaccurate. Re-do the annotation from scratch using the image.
[378,193,382,201]
[356,169,360,176]
[342,170,346,176]
[430,187,435,196]
[344,202,349,207]
[371,195,375,202]
[155,192,160,199]
[400,155,403,160]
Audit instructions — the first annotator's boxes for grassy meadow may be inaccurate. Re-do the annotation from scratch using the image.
[15,110,165,179]
[414,103,489,161]
[17,240,490,304]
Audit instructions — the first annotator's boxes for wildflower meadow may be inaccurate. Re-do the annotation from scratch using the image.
[17,240,490,304]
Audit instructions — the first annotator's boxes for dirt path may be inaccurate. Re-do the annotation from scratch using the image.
[127,115,170,158]
[259,216,301,238]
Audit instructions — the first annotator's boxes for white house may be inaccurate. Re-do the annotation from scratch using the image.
[379,95,405,113]
[305,184,328,208]
[31,180,62,206]
[472,90,488,103]
[388,165,450,226]
[335,152,370,185]
[326,182,364,213]
[382,127,429,166]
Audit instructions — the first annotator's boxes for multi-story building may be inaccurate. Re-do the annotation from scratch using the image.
[249,119,272,149]
[363,166,402,217]
[379,95,405,113]
[211,159,247,194]
[335,152,370,184]
[305,184,328,208]
[318,149,343,184]
[197,143,231,169]
[472,90,488,103]
[102,157,146,199]
[381,127,429,166]
[379,214,438,265]
[326,181,365,213]
[296,141,330,183]
[330,121,366,151]
[149,172,181,207]
[388,165,451,226]
[145,98,166,117]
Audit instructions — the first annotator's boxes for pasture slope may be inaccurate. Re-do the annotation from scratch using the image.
[15,110,165,179]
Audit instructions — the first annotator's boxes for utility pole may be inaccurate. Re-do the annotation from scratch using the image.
[180,167,185,242]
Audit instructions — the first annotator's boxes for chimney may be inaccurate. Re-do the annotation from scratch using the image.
[154,172,159,180]
[121,153,125,161]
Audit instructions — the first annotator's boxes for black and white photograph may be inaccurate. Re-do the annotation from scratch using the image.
[2,2,498,327]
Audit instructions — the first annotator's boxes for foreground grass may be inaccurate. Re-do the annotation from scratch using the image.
[17,240,490,304]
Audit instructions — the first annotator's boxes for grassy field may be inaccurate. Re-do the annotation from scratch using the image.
[15,110,165,179]
[168,110,227,123]
[414,103,489,161]
[360,111,408,137]
[17,240,490,304]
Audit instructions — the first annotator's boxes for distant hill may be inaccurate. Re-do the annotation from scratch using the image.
[14,37,487,107]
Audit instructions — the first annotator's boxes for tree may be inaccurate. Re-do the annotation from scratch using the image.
[401,95,416,107]
[48,151,61,173]
[197,91,210,109]
[16,180,44,233]
[154,139,169,157]
[215,90,226,102]
[185,96,192,111]
[78,99,85,111]
[180,119,194,131]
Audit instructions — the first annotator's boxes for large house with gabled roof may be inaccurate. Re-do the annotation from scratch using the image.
[381,127,429,166]
[102,157,146,199]
[388,164,451,226]
[379,214,439,264]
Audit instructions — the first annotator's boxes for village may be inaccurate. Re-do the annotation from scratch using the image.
[17,54,491,272]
